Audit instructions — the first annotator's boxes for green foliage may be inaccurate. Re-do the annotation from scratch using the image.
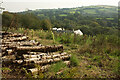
[2,11,13,27]
[93,55,101,61]
[59,33,72,44]
[41,19,51,30]
[110,50,120,57]
[87,65,92,68]
[70,54,79,66]
[112,57,120,75]
[59,14,67,16]
[18,13,42,29]
[60,67,80,78]
[1,67,12,71]
[90,21,100,27]
[48,61,67,73]
[22,68,33,78]
[2,12,53,31]
[51,31,55,43]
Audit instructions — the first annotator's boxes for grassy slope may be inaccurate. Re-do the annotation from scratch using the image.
[2,28,120,78]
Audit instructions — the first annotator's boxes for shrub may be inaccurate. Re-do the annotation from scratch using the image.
[110,49,120,57]
[59,33,71,44]
[113,58,120,75]
[48,61,67,73]
[93,55,101,61]
[87,65,92,68]
[70,54,79,66]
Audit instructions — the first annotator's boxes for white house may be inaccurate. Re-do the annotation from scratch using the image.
[57,28,62,31]
[52,27,57,31]
[74,29,83,35]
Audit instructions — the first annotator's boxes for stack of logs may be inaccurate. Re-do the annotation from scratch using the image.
[1,31,71,74]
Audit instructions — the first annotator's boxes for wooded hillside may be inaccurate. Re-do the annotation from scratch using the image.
[2,5,119,36]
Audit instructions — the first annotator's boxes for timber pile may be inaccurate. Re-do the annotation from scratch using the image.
[1,31,71,74]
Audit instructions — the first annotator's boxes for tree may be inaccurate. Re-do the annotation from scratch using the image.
[2,11,13,27]
[40,19,52,30]
[90,21,100,27]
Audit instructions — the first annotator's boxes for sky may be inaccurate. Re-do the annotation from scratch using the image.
[1,0,120,12]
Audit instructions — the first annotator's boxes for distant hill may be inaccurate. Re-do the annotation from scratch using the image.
[21,5,118,18]
[19,5,118,29]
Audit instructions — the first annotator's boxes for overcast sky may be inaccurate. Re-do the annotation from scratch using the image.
[2,0,120,12]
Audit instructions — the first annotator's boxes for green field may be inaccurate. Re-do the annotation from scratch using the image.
[59,14,67,16]
[70,11,76,14]
[106,18,114,20]
[37,14,44,16]
[84,9,97,14]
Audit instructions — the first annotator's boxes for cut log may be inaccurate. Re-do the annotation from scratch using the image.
[0,31,12,36]
[23,53,68,59]
[2,55,16,60]
[47,59,54,63]
[60,55,71,60]
[28,52,46,55]
[28,68,38,75]
[42,56,47,59]
[25,58,55,65]
[28,65,50,74]
[53,58,61,62]
[52,54,60,58]
[60,52,67,56]
[19,42,40,46]
[15,54,70,65]
[34,60,43,64]
[63,61,70,65]
[23,54,40,58]
[41,65,50,71]
[25,58,41,63]
[2,41,40,47]
[34,59,54,64]
[46,55,52,59]
[39,60,48,64]
[2,36,28,42]
[3,33,24,37]
[13,60,23,64]
[1,44,6,47]
[28,52,59,55]
[6,49,13,55]
[1,47,8,51]
[16,45,63,52]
